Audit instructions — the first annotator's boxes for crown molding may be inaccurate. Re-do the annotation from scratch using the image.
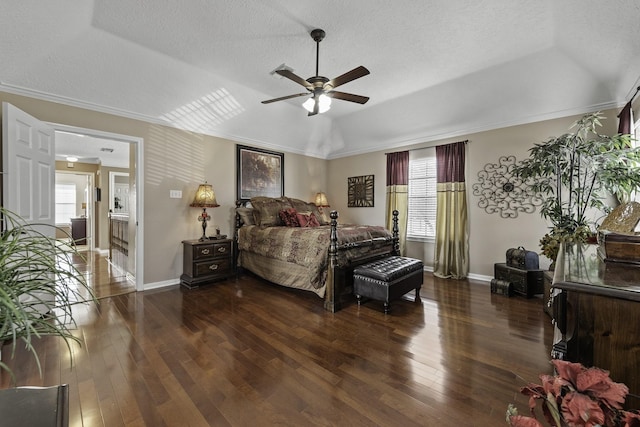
[0,83,327,159]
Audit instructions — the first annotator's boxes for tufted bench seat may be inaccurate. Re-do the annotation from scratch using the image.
[353,256,424,313]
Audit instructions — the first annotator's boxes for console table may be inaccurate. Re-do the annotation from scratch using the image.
[551,243,640,408]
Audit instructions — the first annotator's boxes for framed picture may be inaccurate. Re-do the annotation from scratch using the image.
[236,145,284,201]
[347,175,374,207]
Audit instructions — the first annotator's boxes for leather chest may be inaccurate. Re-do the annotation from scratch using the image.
[505,246,539,270]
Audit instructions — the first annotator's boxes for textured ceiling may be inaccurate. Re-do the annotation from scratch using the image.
[1,1,640,159]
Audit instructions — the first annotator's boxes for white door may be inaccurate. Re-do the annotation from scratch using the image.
[2,102,56,315]
[2,102,55,234]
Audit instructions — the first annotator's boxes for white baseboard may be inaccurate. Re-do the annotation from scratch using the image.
[143,279,180,291]
[423,265,492,283]
[467,273,492,283]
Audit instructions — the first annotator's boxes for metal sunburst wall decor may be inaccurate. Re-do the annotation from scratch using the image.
[471,155,543,218]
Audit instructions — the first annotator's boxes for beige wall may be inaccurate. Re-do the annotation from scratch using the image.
[328,109,621,278]
[1,92,327,286]
[2,90,622,282]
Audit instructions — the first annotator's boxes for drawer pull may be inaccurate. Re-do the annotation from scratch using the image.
[217,247,227,253]
[201,248,210,255]
[209,264,219,271]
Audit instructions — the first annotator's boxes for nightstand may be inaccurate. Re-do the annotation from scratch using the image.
[180,238,234,288]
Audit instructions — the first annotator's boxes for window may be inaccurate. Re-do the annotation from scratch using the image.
[407,148,437,239]
[55,183,76,224]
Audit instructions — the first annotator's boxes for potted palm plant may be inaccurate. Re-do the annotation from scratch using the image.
[513,112,640,267]
[0,207,95,381]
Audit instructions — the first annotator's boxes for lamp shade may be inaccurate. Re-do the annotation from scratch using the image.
[314,192,329,207]
[190,183,220,207]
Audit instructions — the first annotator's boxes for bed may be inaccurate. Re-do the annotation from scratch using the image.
[234,196,399,312]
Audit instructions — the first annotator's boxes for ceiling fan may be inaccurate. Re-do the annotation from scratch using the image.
[262,28,370,116]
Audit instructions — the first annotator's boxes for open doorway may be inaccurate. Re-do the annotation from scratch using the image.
[55,171,93,249]
[53,124,144,297]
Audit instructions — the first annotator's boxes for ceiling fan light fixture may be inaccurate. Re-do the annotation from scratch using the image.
[302,94,331,114]
[318,94,331,113]
[302,97,315,113]
[262,29,368,114]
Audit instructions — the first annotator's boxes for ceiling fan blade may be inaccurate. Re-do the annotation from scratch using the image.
[261,93,309,104]
[275,69,313,89]
[327,91,369,104]
[325,66,370,90]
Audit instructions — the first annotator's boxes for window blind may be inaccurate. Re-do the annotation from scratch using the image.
[408,150,437,238]
[55,183,76,224]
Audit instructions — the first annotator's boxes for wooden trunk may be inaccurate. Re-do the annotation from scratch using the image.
[494,263,544,298]
[599,231,640,264]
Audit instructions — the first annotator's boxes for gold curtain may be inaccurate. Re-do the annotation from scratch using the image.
[433,142,469,279]
[385,152,408,255]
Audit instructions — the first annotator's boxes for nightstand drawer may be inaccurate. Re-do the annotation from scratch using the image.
[193,241,231,259]
[193,258,231,277]
[181,238,234,288]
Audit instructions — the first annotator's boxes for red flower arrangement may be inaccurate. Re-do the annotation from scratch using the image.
[507,359,640,427]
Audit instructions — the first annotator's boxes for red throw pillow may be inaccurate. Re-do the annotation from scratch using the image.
[296,212,320,227]
[279,208,300,227]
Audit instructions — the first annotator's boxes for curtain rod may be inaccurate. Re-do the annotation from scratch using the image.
[385,139,469,155]
[631,86,640,103]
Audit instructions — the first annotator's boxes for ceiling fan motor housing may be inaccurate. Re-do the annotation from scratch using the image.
[310,29,325,43]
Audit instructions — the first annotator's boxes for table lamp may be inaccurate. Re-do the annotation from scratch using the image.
[190,183,219,241]
[314,192,330,223]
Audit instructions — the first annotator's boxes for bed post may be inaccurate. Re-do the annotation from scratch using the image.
[392,209,400,255]
[233,201,243,274]
[324,210,340,313]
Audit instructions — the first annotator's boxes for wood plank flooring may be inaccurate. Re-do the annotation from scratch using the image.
[72,248,135,300]
[0,272,555,426]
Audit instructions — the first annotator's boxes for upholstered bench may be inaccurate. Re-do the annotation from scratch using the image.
[353,256,424,313]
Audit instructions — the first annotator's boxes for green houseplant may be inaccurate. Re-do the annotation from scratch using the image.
[513,112,640,266]
[0,207,95,381]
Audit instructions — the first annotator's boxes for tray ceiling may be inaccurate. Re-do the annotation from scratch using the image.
[1,1,639,159]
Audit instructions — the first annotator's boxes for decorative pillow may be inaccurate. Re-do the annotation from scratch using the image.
[236,207,256,226]
[296,211,320,227]
[250,197,292,227]
[279,208,300,227]
[288,198,328,225]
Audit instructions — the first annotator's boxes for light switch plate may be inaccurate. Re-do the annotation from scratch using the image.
[169,190,182,199]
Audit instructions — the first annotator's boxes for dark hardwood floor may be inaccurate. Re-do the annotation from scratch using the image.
[72,247,136,300]
[0,270,555,426]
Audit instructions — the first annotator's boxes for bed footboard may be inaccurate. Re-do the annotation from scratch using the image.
[324,209,400,312]
[234,200,400,313]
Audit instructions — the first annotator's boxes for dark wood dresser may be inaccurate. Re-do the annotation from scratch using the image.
[181,239,233,288]
[70,217,86,245]
[552,243,640,408]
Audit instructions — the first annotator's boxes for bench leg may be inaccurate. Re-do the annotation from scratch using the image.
[356,294,362,305]
[415,285,421,301]
[383,301,390,313]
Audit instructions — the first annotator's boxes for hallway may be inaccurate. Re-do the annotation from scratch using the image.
[71,248,135,300]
